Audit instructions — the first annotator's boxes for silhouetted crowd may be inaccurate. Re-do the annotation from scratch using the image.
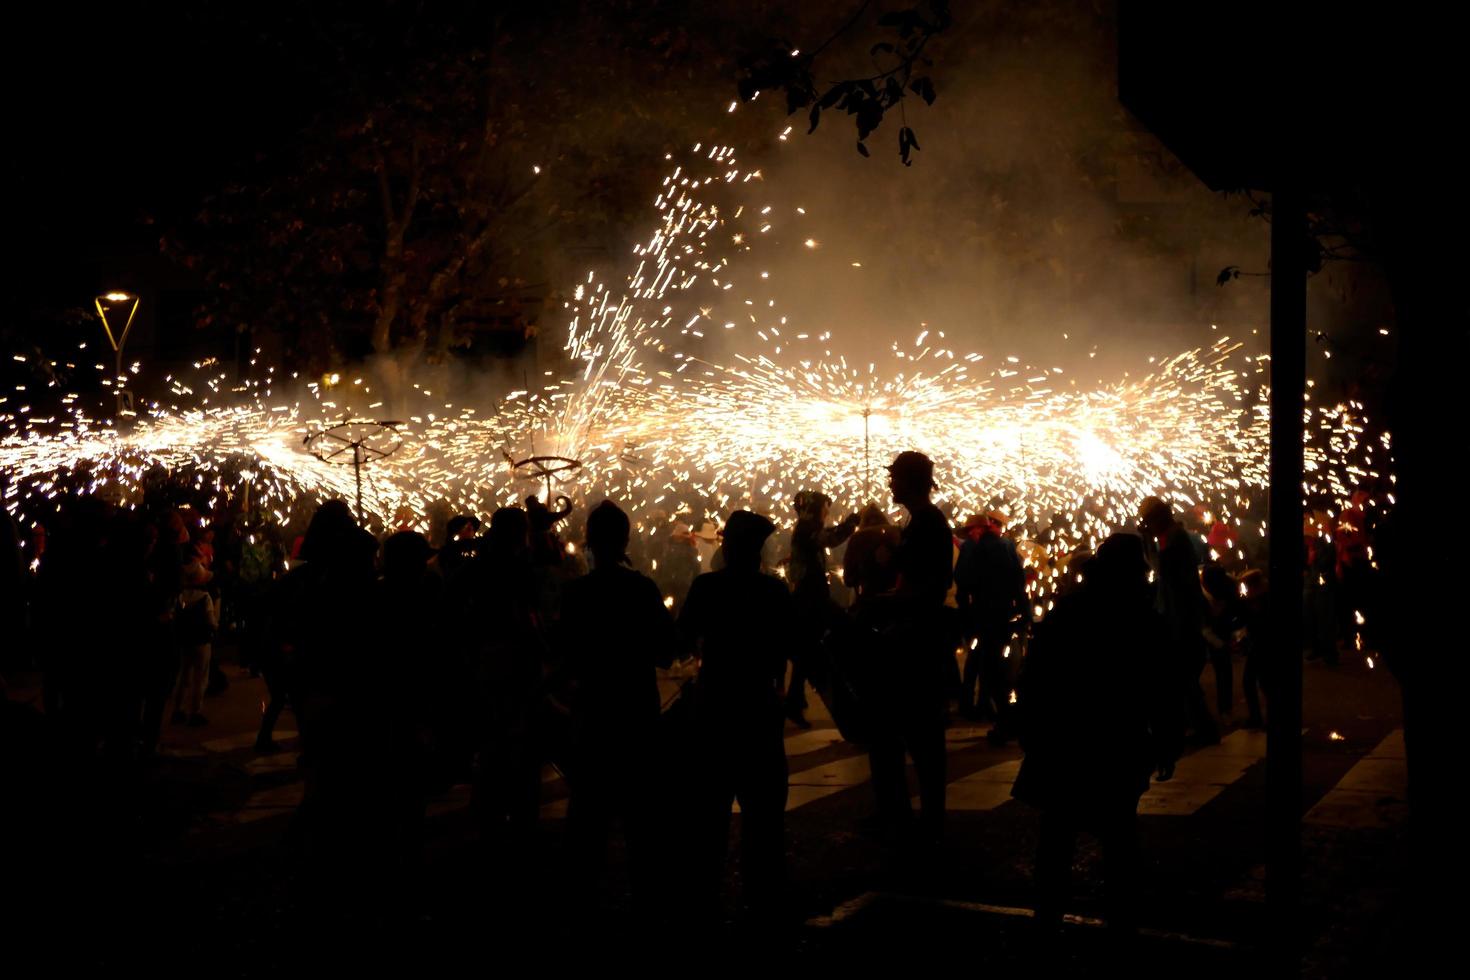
[0,449,1385,934]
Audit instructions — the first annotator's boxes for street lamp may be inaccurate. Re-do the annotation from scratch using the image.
[94,291,139,416]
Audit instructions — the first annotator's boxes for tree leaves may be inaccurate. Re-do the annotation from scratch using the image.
[899,126,921,166]
[741,1,950,165]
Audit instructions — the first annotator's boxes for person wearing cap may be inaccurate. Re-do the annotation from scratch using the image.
[954,509,1028,732]
[1012,533,1182,937]
[678,509,796,917]
[783,490,860,728]
[556,499,677,912]
[865,450,954,845]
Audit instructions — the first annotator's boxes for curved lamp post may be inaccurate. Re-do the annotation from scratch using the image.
[94,291,139,416]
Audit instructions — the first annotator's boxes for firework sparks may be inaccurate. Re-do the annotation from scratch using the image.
[3,144,1390,621]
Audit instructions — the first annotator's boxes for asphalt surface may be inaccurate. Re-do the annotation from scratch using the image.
[3,641,1408,976]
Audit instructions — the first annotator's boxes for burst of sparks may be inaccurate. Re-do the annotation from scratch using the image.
[2,144,1391,619]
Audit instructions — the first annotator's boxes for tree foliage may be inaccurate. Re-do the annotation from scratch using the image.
[162,1,757,373]
[737,1,951,165]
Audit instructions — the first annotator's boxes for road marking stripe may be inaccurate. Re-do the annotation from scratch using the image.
[806,890,1238,948]
[1304,729,1406,828]
[1137,729,1266,816]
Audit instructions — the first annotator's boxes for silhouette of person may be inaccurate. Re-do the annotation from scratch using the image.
[556,499,677,912]
[866,451,953,846]
[954,510,1028,735]
[678,509,795,918]
[784,490,859,728]
[1237,569,1269,729]
[170,554,218,727]
[447,505,548,865]
[1,509,27,675]
[374,529,454,865]
[275,500,379,861]
[125,508,185,761]
[436,514,481,578]
[1012,533,1183,937]
[252,529,298,753]
[1139,496,1216,744]
[1200,563,1240,722]
[842,503,902,605]
[659,519,701,615]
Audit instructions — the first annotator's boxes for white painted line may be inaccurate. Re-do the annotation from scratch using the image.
[806,890,1237,948]
[784,728,846,755]
[201,730,297,753]
[785,754,872,810]
[937,759,1022,811]
[1137,729,1266,816]
[1304,729,1407,828]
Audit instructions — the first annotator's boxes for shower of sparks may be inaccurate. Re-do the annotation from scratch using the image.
[2,144,1390,612]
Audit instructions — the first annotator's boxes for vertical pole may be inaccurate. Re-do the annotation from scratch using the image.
[1266,183,1305,962]
[354,446,365,527]
[115,346,126,417]
[864,408,871,502]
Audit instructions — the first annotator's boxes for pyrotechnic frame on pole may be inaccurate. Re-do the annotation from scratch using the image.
[504,452,583,505]
[304,420,405,525]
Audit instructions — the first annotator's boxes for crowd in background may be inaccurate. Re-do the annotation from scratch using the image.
[0,450,1385,934]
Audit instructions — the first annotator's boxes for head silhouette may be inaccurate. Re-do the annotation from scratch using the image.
[1088,533,1151,594]
[299,499,360,564]
[585,499,632,566]
[486,506,530,559]
[383,530,434,581]
[721,510,775,571]
[886,451,936,507]
[1138,496,1173,537]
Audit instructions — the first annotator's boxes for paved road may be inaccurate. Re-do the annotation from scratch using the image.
[6,646,1406,975]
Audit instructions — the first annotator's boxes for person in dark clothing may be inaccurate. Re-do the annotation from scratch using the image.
[556,499,677,911]
[1237,569,1269,729]
[784,490,859,728]
[447,506,549,862]
[113,511,183,760]
[954,511,1028,732]
[1304,514,1339,664]
[1200,564,1240,721]
[275,500,380,861]
[1140,496,1216,744]
[678,509,796,918]
[1012,533,1183,937]
[1,509,28,675]
[842,503,902,605]
[374,530,457,865]
[865,451,954,845]
[436,514,481,579]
